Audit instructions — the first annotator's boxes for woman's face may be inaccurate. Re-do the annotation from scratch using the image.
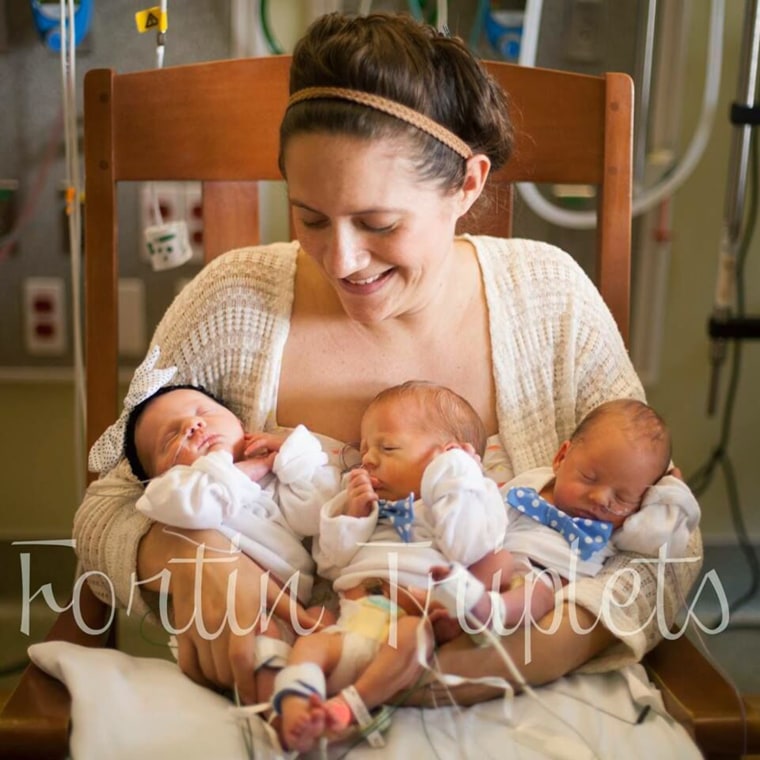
[283,133,469,323]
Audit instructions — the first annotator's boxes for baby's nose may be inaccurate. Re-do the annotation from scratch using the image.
[186,418,205,436]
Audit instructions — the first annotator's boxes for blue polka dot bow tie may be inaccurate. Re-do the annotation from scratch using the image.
[377,494,415,543]
[506,486,613,560]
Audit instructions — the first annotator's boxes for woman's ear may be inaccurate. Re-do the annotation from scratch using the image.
[458,154,491,216]
[552,440,571,473]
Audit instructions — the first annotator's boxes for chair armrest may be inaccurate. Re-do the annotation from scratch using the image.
[644,635,760,758]
[0,582,116,760]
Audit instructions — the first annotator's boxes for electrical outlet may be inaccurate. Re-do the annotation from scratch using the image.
[139,181,203,265]
[184,183,204,263]
[23,277,66,356]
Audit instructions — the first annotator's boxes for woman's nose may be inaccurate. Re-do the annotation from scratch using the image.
[324,226,368,278]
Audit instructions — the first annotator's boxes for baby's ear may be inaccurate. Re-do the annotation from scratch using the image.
[444,441,480,462]
[552,440,572,472]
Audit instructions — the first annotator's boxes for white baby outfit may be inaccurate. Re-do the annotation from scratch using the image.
[135,424,340,604]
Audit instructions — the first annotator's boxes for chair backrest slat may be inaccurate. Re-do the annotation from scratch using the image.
[84,56,632,477]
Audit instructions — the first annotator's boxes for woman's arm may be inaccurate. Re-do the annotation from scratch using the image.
[136,521,316,704]
[75,247,300,702]
[404,603,616,706]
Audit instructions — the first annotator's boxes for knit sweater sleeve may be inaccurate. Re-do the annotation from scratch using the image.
[473,236,702,669]
[73,244,298,615]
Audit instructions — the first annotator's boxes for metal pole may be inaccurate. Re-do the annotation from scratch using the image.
[707,0,760,413]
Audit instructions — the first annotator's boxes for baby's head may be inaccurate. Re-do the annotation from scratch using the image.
[551,399,671,527]
[359,380,486,500]
[124,385,245,483]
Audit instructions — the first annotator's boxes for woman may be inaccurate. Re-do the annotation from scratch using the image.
[76,11,701,720]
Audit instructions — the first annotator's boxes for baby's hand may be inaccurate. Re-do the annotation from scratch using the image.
[243,431,286,458]
[235,452,276,482]
[345,468,377,518]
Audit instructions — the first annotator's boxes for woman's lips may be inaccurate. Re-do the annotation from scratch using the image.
[340,269,393,294]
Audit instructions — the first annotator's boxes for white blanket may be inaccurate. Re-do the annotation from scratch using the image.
[28,641,701,760]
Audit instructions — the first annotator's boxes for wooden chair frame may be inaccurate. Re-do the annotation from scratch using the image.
[1,55,756,759]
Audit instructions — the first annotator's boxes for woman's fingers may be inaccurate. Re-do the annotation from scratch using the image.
[176,632,216,690]
[228,631,258,704]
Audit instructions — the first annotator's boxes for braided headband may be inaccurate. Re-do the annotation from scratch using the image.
[287,87,473,160]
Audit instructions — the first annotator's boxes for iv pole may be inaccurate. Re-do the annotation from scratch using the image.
[708,0,760,413]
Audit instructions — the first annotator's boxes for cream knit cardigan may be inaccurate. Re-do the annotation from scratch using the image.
[73,236,702,672]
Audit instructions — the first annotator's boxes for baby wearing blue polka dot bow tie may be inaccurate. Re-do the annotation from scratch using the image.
[501,398,700,585]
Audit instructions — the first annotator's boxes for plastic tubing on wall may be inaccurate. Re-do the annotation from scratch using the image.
[516,0,724,230]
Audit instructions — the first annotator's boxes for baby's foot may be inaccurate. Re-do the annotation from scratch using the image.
[323,694,354,734]
[280,692,327,753]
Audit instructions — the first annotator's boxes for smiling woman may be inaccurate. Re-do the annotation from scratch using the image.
[72,9,703,755]
[283,133,484,334]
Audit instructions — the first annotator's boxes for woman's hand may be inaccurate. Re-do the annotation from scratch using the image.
[137,523,316,704]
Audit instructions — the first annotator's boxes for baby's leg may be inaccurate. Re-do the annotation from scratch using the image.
[255,604,335,705]
[325,615,431,732]
[468,549,519,626]
[430,550,515,630]
[277,630,343,753]
[468,552,559,628]
[253,619,290,706]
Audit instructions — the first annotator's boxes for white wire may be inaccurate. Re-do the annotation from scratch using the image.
[465,612,602,760]
[518,0,543,68]
[669,563,749,754]
[150,1,168,224]
[436,0,447,32]
[514,0,724,229]
[359,0,372,16]
[60,0,86,499]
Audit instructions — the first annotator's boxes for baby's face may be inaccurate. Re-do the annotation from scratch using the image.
[551,422,664,528]
[135,389,245,478]
[358,398,445,501]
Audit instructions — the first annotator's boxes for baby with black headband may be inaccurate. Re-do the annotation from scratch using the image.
[90,347,341,705]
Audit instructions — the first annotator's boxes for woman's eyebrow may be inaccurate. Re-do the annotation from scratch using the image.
[288,198,319,212]
[289,197,404,216]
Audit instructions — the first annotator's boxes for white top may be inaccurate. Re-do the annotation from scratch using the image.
[74,236,703,670]
[314,448,507,591]
[134,425,341,603]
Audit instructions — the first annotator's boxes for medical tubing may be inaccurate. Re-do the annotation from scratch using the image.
[671,563,749,755]
[61,0,86,498]
[468,611,602,760]
[259,0,283,55]
[688,128,760,620]
[514,0,724,229]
